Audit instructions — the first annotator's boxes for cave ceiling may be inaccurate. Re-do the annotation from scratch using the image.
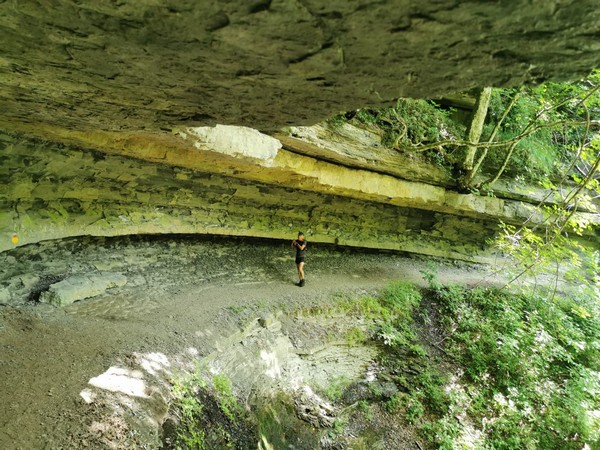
[1,0,599,136]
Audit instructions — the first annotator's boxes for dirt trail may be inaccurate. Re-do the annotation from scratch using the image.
[0,236,500,449]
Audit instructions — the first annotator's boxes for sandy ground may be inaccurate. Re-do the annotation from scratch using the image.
[0,235,500,449]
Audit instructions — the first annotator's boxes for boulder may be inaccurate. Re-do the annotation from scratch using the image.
[40,272,127,307]
[0,287,11,305]
[181,125,282,167]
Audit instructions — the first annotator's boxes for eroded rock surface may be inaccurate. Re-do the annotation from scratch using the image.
[2,128,598,261]
[39,273,127,307]
[0,131,503,261]
[1,1,599,132]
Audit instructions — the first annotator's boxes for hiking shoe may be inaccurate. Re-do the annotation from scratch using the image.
[299,279,305,287]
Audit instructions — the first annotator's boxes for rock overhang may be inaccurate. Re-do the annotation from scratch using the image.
[1,1,600,260]
[1,0,600,133]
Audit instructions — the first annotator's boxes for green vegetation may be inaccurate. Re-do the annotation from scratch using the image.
[495,217,599,295]
[213,374,242,422]
[337,281,422,342]
[255,393,322,450]
[323,276,599,449]
[356,400,374,421]
[329,100,464,168]
[321,375,351,402]
[328,417,348,438]
[165,275,599,449]
[168,371,208,449]
[345,326,368,345]
[395,275,598,449]
[165,371,254,450]
[425,281,600,449]
[328,71,600,196]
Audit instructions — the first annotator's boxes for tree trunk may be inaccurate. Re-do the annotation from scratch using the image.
[469,89,522,188]
[460,87,493,189]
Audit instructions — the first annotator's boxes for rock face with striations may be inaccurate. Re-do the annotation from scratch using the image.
[1,126,597,261]
[0,0,599,133]
[1,1,599,264]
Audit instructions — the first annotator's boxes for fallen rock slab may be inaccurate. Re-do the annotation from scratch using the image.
[0,287,11,305]
[40,272,127,306]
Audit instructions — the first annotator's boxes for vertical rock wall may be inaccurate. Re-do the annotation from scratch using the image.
[0,132,499,261]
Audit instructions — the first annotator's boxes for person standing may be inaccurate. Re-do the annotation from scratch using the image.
[291,232,307,286]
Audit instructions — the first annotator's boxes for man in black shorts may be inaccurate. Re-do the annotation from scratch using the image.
[291,232,307,287]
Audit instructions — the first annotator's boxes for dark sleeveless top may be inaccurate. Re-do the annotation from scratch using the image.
[296,240,307,259]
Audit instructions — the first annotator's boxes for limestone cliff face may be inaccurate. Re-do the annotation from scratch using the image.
[2,124,597,263]
[1,0,599,133]
[1,2,600,263]
[0,130,498,261]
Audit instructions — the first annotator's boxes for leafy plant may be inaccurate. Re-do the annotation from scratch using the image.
[165,370,253,449]
[357,400,374,421]
[345,326,368,345]
[331,417,347,436]
[384,392,406,414]
[405,397,425,424]
[169,373,208,449]
[420,260,441,290]
[213,374,240,422]
[326,114,348,128]
[322,375,351,402]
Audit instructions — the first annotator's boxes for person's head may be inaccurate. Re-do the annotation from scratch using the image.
[297,231,305,241]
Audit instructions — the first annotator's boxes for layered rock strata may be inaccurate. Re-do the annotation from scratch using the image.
[3,126,596,264]
[0,129,496,260]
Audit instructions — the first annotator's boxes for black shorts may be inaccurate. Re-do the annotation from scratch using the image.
[295,257,305,264]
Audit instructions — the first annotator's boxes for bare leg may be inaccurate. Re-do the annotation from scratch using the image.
[298,262,305,280]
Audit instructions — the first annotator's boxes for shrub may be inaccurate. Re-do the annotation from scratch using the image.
[434,285,600,449]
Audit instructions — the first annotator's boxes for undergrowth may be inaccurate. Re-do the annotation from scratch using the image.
[164,278,599,449]
[164,370,254,450]
[325,74,600,186]
[328,100,463,170]
[427,282,600,449]
[334,278,599,449]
